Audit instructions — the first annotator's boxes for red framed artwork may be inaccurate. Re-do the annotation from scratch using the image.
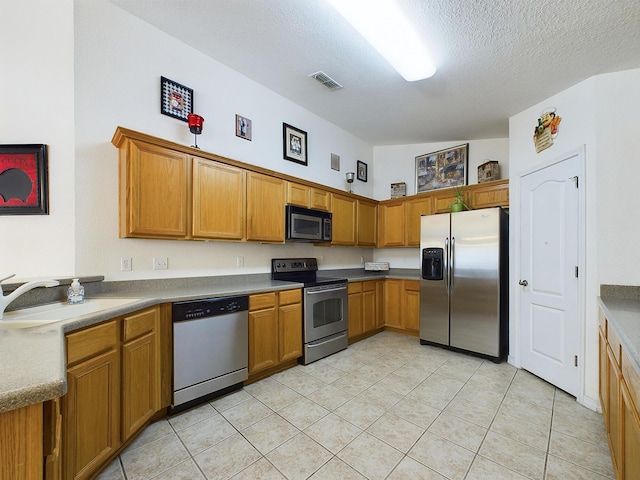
[0,144,49,215]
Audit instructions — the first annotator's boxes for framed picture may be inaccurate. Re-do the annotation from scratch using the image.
[415,143,468,194]
[357,160,368,182]
[0,144,49,215]
[160,76,193,122]
[236,114,252,141]
[283,123,307,165]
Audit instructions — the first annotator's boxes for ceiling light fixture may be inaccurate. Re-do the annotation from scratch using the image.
[326,0,436,81]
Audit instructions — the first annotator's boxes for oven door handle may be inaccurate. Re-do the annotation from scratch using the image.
[307,331,347,348]
[306,285,347,294]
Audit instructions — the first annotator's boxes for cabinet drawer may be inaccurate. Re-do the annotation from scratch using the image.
[608,326,622,366]
[623,350,640,411]
[363,281,376,292]
[250,292,276,311]
[348,282,363,294]
[404,280,420,291]
[279,289,301,306]
[123,307,157,342]
[66,320,118,365]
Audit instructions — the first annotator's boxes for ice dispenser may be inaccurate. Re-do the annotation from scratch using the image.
[422,248,444,281]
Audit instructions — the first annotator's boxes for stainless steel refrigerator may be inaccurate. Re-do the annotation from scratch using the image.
[419,207,508,362]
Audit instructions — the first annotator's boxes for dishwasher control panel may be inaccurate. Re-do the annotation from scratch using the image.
[172,295,249,321]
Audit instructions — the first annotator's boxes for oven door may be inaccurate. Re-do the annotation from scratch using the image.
[304,282,348,343]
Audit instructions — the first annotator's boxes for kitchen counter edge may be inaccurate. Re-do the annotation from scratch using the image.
[598,295,640,375]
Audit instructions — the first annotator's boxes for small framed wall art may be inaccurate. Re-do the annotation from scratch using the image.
[236,114,252,141]
[283,123,308,166]
[357,161,368,182]
[415,143,468,193]
[160,76,193,122]
[0,144,49,215]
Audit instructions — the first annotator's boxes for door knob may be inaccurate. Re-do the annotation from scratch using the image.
[519,280,528,286]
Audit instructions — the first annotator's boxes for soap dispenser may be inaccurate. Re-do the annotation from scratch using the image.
[67,278,85,304]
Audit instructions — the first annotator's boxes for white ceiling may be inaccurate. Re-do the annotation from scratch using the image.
[110,0,640,145]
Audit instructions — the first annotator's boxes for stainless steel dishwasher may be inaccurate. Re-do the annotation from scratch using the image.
[171,295,248,413]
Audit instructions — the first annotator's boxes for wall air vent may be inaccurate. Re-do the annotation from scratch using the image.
[308,71,343,90]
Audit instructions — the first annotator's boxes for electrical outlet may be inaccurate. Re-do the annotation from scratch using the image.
[153,257,168,270]
[120,257,132,272]
[236,256,244,268]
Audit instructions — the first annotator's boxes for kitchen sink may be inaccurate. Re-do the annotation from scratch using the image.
[0,298,144,330]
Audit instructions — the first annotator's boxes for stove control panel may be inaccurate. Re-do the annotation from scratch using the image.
[272,257,318,273]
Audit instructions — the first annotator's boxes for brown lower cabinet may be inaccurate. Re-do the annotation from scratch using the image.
[61,306,164,480]
[600,310,640,479]
[383,279,420,335]
[248,289,302,380]
[348,280,383,342]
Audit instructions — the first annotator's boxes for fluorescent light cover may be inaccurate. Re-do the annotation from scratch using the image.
[327,0,436,81]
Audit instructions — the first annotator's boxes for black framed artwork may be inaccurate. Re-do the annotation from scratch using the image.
[0,144,49,215]
[283,123,308,166]
[160,76,194,122]
[357,160,368,182]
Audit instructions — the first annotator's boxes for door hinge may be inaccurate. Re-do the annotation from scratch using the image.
[570,176,579,188]
[574,355,578,367]
[575,266,579,278]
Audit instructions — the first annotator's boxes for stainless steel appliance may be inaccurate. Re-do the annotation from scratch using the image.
[419,207,508,362]
[171,295,248,413]
[272,258,347,364]
[286,205,332,242]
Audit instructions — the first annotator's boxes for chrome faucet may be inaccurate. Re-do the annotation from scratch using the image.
[0,274,60,319]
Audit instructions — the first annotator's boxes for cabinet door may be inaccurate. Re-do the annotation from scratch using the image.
[375,281,385,328]
[122,308,158,442]
[384,279,403,327]
[120,139,190,238]
[0,403,43,480]
[310,188,331,211]
[331,193,357,245]
[286,182,310,207]
[362,281,376,333]
[607,345,621,475]
[193,158,245,240]
[471,181,509,209]
[378,201,405,247]
[405,196,433,246]
[64,348,120,480]
[621,379,640,480]
[246,172,285,242]
[357,199,378,246]
[433,192,458,214]
[248,307,279,373]
[279,302,303,363]
[348,282,363,339]
[403,280,420,332]
[599,328,609,423]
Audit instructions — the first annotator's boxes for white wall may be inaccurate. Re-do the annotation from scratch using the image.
[372,139,509,201]
[0,0,76,280]
[71,0,375,280]
[508,68,640,407]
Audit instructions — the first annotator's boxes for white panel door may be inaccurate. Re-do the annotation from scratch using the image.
[519,152,581,396]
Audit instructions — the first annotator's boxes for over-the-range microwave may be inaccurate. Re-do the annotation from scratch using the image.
[285,205,332,242]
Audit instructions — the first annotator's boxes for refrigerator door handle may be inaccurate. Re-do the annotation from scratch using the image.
[450,236,455,292]
[444,237,449,294]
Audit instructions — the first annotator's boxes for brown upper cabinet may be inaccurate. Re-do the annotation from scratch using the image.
[113,127,508,247]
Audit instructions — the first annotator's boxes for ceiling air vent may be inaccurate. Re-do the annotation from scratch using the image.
[309,71,343,90]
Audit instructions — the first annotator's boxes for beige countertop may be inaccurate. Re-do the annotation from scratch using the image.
[599,295,640,373]
[0,269,419,413]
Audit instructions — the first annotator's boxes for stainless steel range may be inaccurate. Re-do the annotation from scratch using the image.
[272,258,348,364]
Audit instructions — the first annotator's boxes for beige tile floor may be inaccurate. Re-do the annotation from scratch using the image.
[98,331,614,480]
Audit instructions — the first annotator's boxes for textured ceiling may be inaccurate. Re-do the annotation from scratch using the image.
[109,0,640,145]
